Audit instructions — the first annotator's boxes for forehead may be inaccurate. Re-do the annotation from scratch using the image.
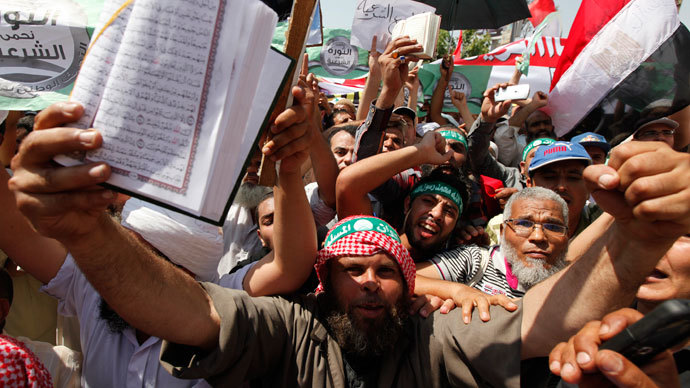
[510,198,565,222]
[334,253,401,272]
[526,111,551,123]
[534,160,586,175]
[330,130,354,146]
[257,197,274,217]
[385,127,403,137]
[639,123,674,132]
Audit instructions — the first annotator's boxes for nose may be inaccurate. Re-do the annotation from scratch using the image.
[359,268,379,292]
[527,223,547,243]
[429,202,444,222]
[383,138,393,151]
[342,151,353,167]
[553,174,568,193]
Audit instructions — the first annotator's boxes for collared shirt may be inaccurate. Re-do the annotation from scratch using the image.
[427,245,526,298]
[41,254,210,388]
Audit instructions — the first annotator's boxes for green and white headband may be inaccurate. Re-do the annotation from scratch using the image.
[409,181,463,211]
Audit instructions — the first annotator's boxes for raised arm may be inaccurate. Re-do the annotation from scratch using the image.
[429,55,452,125]
[507,91,548,128]
[243,77,319,296]
[448,87,475,128]
[356,36,382,121]
[336,131,451,218]
[8,82,318,350]
[520,141,690,359]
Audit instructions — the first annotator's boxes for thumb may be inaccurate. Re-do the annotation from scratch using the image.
[584,164,633,221]
[595,350,671,388]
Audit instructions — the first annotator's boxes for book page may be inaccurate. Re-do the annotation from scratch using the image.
[85,0,222,195]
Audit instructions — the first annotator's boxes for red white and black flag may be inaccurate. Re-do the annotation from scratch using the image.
[545,0,690,136]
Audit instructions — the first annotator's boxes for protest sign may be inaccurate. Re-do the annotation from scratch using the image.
[0,0,104,111]
[350,0,435,52]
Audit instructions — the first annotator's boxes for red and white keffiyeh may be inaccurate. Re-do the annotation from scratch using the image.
[315,216,415,296]
[0,335,52,387]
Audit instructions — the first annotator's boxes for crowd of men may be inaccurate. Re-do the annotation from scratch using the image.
[1,34,689,388]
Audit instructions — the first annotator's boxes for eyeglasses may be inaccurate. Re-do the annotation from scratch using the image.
[504,218,568,237]
[635,129,675,140]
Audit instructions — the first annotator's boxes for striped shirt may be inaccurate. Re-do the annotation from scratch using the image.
[427,245,525,299]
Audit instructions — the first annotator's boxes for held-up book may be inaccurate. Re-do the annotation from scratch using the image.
[55,0,293,225]
[391,12,441,60]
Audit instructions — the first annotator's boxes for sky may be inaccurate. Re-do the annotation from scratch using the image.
[319,0,690,37]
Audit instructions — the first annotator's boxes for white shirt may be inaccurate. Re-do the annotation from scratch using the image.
[42,254,210,388]
[218,204,262,278]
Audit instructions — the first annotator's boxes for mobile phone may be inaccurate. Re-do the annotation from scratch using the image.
[494,84,530,102]
[599,299,690,366]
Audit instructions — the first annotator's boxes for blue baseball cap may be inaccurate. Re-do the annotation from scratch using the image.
[571,132,611,153]
[528,141,592,176]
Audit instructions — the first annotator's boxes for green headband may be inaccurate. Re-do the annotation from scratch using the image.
[439,130,468,150]
[324,216,401,247]
[409,181,463,212]
[522,138,556,161]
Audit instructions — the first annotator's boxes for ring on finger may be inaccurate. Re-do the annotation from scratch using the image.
[391,49,399,59]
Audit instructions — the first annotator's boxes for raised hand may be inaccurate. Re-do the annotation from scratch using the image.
[480,83,513,123]
[414,131,453,166]
[377,36,422,108]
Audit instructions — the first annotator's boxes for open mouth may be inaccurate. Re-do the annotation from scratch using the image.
[417,220,439,239]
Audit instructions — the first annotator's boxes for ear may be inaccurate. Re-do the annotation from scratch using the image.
[404,196,411,213]
[526,176,533,187]
[256,230,268,248]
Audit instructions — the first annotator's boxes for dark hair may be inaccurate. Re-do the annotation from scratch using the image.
[252,190,275,225]
[323,123,358,145]
[413,165,470,215]
[16,115,35,133]
[437,123,461,132]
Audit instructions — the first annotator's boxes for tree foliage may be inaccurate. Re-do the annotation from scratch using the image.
[461,29,491,58]
[435,29,456,58]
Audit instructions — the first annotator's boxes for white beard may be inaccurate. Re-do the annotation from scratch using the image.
[500,235,568,290]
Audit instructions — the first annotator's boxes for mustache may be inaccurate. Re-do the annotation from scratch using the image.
[350,295,386,308]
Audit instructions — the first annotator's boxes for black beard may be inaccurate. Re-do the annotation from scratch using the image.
[98,297,131,334]
[323,290,408,358]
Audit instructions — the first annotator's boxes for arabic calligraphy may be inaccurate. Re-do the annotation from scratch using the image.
[70,0,220,192]
[1,10,58,30]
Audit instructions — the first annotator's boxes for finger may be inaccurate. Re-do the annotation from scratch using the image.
[595,350,670,388]
[607,141,666,171]
[572,321,605,373]
[408,295,427,315]
[559,337,585,384]
[439,298,455,314]
[549,342,568,375]
[265,123,311,161]
[8,162,111,194]
[624,170,687,210]
[598,308,643,341]
[461,298,474,324]
[384,36,415,54]
[12,128,103,168]
[370,34,377,52]
[459,229,472,241]
[475,297,491,322]
[394,44,423,57]
[420,295,444,318]
[490,295,518,311]
[273,99,308,134]
[616,148,677,191]
[34,102,85,130]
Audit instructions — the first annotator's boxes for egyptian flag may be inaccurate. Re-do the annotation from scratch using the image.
[528,0,557,27]
[545,0,690,136]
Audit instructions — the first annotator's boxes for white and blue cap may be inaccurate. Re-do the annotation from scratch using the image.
[571,132,611,153]
[528,141,592,177]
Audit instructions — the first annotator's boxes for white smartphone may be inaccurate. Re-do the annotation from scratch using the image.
[494,84,530,102]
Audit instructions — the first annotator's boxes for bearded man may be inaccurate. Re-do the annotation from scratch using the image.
[417,187,570,299]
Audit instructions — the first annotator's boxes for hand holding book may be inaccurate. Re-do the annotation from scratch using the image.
[377,37,423,109]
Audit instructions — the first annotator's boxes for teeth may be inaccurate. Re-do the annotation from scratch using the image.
[421,224,436,233]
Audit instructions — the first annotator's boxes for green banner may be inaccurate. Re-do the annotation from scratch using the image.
[272,23,369,79]
[0,0,104,111]
[417,64,492,115]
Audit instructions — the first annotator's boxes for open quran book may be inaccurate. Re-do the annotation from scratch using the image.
[55,0,293,225]
[391,11,441,60]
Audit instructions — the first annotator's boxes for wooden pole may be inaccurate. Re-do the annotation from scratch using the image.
[258,0,317,187]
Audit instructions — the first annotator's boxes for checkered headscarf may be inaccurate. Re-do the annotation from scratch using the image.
[0,335,52,387]
[314,216,415,296]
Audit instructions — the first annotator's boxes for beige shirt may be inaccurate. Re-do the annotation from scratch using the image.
[161,283,523,387]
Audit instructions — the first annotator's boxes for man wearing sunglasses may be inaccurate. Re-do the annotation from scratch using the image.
[417,187,569,300]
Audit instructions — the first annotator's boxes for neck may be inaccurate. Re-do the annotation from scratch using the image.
[400,233,424,261]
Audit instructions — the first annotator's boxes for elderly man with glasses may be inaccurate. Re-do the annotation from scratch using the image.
[417,187,570,306]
